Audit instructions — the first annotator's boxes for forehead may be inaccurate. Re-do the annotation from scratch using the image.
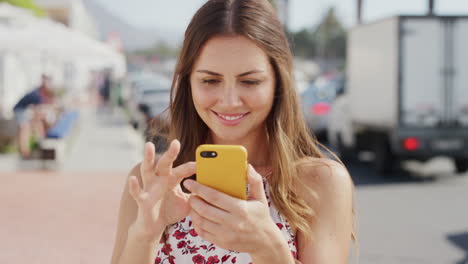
[194,35,271,72]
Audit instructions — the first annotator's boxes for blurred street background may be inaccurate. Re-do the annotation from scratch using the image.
[0,0,467,263]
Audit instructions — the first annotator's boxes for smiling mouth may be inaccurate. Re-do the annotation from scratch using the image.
[212,111,250,121]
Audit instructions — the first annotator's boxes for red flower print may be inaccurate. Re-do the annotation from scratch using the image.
[221,255,230,262]
[154,257,161,264]
[188,246,199,254]
[177,240,186,249]
[161,244,172,255]
[189,229,198,236]
[173,230,187,239]
[276,223,284,230]
[231,257,237,263]
[207,256,220,264]
[192,254,205,264]
[168,255,176,264]
[291,250,297,259]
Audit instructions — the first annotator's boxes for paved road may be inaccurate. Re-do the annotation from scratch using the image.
[350,157,468,264]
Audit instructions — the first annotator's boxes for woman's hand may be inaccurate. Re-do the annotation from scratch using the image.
[128,140,196,242]
[183,165,286,256]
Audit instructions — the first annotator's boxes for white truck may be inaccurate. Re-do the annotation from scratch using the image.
[328,15,468,174]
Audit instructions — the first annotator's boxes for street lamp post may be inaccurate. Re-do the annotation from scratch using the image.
[428,0,435,16]
[357,0,363,24]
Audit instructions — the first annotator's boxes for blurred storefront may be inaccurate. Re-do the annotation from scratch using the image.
[36,0,99,39]
[0,2,126,120]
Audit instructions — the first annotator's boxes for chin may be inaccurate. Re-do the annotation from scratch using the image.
[211,128,248,143]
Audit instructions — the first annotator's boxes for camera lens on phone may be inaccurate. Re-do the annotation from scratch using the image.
[201,151,217,158]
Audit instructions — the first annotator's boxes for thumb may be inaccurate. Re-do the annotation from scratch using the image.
[247,164,267,204]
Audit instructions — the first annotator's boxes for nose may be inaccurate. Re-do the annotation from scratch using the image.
[219,82,242,107]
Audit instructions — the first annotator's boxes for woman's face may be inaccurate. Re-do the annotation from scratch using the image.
[190,35,276,143]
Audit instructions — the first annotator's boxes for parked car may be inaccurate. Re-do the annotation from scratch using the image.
[126,73,171,145]
[300,73,345,141]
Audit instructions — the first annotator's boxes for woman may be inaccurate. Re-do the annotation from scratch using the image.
[111,0,355,263]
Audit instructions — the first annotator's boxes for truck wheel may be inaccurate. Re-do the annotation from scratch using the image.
[373,135,395,175]
[454,158,468,174]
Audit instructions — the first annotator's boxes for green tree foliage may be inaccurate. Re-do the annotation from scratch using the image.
[0,0,45,16]
[290,7,346,59]
[290,29,316,58]
[314,7,346,58]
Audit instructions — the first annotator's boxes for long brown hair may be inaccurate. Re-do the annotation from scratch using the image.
[152,0,350,238]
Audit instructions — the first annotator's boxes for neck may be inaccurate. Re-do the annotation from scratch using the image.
[209,127,270,171]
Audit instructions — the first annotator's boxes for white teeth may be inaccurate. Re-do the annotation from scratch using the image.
[218,114,244,121]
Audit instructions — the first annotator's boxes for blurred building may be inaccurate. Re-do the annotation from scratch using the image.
[0,2,125,121]
[35,0,99,39]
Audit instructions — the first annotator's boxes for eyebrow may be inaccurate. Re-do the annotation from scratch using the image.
[196,69,264,77]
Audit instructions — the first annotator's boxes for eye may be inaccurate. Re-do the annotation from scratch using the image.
[202,79,221,84]
[241,80,261,86]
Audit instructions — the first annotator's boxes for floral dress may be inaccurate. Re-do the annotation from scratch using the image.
[154,180,298,264]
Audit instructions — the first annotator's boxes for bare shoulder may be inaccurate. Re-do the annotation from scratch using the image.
[296,157,353,205]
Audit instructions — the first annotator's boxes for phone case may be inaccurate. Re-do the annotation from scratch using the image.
[196,144,248,200]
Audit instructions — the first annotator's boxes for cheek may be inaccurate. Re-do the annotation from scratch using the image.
[191,85,217,110]
[246,87,275,111]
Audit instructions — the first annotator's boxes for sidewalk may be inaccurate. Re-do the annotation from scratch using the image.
[61,106,144,172]
[0,105,145,264]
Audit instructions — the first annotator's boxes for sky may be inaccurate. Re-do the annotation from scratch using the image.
[94,0,468,33]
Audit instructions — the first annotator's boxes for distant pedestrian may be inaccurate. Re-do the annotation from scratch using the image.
[99,70,112,106]
[13,74,55,158]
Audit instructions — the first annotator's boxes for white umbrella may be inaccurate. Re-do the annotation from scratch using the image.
[0,3,126,75]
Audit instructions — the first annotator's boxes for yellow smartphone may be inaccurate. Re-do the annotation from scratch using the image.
[196,144,248,200]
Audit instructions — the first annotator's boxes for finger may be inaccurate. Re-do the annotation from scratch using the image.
[172,161,197,182]
[140,142,156,186]
[190,208,222,237]
[189,195,229,224]
[128,176,143,204]
[155,139,180,176]
[247,164,268,204]
[184,179,240,212]
[191,223,217,246]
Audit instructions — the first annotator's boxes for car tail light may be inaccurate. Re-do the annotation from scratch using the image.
[311,102,330,116]
[403,137,420,151]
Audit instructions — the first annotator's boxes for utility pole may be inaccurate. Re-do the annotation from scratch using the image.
[357,0,363,24]
[428,0,435,16]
